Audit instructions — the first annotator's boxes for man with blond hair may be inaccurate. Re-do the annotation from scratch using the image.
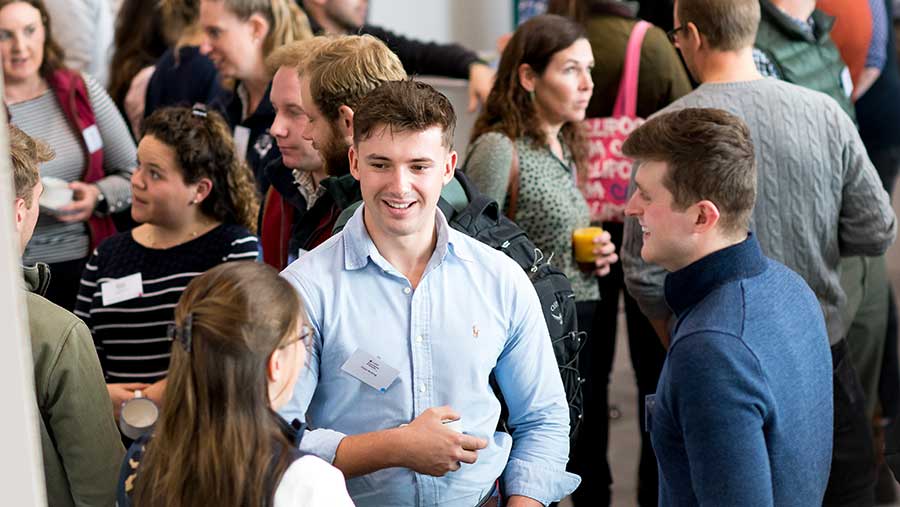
[299,34,407,176]
[258,34,407,257]
[9,125,125,506]
[257,39,331,268]
[623,0,896,504]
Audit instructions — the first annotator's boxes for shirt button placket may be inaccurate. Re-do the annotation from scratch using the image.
[409,283,432,419]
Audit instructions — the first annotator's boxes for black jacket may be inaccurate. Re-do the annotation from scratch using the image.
[259,158,361,268]
[306,13,481,79]
[221,82,280,194]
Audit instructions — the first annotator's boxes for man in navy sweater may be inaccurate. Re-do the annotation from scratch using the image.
[623,108,833,505]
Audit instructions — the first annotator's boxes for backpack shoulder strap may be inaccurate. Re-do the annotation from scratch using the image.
[332,201,363,235]
[442,176,469,215]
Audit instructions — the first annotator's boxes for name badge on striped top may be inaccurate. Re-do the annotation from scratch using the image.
[101,273,143,306]
[82,124,103,154]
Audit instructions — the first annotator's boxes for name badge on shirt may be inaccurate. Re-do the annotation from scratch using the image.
[82,124,103,154]
[233,126,251,162]
[644,394,656,433]
[101,273,143,306]
[341,348,400,392]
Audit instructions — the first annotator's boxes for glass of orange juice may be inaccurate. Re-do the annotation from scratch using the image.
[572,226,604,273]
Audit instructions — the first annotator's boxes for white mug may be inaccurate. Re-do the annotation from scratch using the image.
[119,389,159,440]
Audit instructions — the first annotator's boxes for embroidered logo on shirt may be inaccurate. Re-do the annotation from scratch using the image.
[472,325,479,338]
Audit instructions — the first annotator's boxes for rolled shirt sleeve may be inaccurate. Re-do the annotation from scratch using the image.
[495,265,580,504]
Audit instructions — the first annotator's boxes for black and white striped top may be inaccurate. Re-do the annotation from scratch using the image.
[74,224,259,383]
[10,72,137,265]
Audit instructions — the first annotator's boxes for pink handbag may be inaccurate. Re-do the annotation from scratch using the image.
[582,20,651,223]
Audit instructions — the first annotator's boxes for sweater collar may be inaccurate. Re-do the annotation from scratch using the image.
[664,233,766,317]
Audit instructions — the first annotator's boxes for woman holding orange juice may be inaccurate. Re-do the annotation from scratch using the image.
[465,14,617,302]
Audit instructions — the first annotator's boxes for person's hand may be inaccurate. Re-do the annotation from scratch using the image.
[398,406,488,476]
[495,33,512,55]
[467,63,495,113]
[852,67,881,102]
[592,230,619,277]
[142,379,167,407]
[56,182,101,223]
[107,382,150,420]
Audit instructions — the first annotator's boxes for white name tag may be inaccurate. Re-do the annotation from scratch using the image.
[82,124,103,154]
[841,67,853,98]
[234,126,251,162]
[101,273,143,306]
[341,348,400,392]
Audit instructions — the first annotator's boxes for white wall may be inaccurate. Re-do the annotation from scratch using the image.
[368,0,513,56]
[368,0,513,158]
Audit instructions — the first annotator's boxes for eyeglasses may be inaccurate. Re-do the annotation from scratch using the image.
[280,324,314,353]
[667,25,686,44]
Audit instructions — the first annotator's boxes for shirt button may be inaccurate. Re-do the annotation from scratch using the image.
[403,287,411,295]
[415,335,423,344]
[419,385,426,393]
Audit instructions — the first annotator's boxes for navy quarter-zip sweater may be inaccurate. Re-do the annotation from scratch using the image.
[651,234,833,506]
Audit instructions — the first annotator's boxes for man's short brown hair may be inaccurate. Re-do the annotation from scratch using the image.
[676,0,760,51]
[8,125,53,206]
[623,108,757,233]
[305,34,407,121]
[353,80,456,150]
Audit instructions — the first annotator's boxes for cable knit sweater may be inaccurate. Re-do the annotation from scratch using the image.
[621,78,896,344]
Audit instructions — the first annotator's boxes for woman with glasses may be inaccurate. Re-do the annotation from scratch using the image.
[117,262,354,507]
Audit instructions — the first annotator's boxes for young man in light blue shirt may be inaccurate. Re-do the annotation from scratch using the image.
[280,80,579,506]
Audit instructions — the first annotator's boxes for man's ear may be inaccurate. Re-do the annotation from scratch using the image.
[13,198,26,235]
[337,105,355,145]
[518,63,537,93]
[693,200,721,233]
[443,150,458,185]
[348,144,361,182]
[684,21,703,50]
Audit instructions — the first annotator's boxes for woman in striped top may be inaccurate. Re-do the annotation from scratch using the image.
[0,0,137,311]
[75,106,260,419]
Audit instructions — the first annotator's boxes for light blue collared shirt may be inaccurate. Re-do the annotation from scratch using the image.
[280,205,579,506]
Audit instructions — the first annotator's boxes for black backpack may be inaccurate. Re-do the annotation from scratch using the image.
[334,172,585,440]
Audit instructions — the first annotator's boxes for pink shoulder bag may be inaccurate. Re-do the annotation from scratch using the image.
[582,20,651,223]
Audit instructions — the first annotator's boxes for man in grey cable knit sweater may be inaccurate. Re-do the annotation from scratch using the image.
[623,0,897,504]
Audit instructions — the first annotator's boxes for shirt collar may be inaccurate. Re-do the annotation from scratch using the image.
[342,204,472,272]
[664,233,767,317]
[292,169,327,210]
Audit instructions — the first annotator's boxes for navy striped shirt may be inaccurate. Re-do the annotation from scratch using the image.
[75,224,258,382]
